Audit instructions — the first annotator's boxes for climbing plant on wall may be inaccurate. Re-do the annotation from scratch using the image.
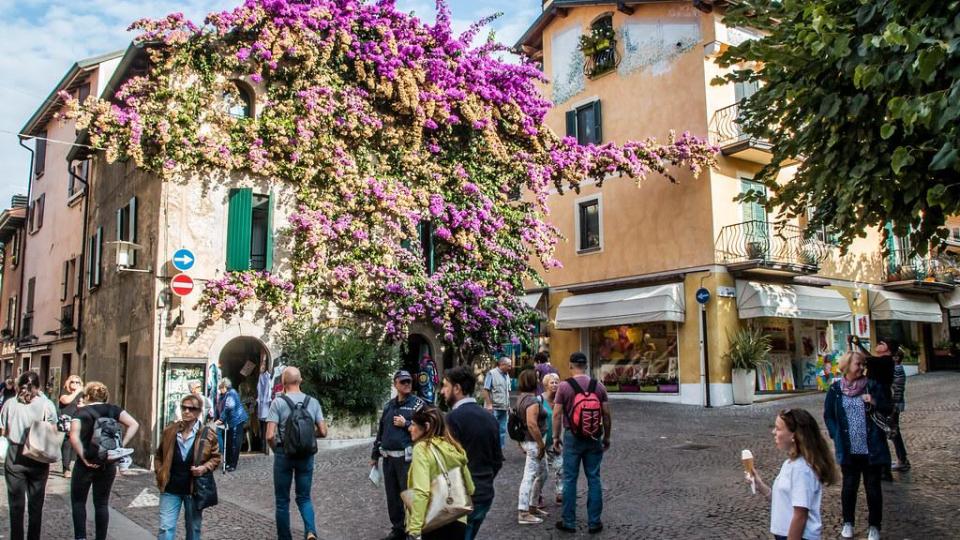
[62,0,716,358]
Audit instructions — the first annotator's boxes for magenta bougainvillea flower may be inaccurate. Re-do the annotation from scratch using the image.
[62,0,717,355]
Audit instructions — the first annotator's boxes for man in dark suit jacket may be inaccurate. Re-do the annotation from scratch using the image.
[443,365,504,540]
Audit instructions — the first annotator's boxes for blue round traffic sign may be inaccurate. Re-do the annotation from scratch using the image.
[172,248,195,272]
[696,287,711,305]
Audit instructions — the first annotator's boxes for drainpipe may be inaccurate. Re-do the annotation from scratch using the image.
[68,161,90,356]
[16,138,35,361]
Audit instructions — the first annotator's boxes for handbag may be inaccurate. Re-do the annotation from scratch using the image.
[22,419,63,464]
[400,442,473,533]
[868,407,898,440]
[192,426,219,511]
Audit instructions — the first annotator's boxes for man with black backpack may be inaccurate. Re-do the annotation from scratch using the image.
[265,367,327,540]
[551,352,611,535]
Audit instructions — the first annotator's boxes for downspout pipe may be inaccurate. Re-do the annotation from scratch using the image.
[16,137,34,352]
[68,161,90,356]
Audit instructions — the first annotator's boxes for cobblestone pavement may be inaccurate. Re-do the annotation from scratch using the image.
[2,371,957,539]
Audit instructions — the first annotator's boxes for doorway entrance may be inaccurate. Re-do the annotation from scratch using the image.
[403,334,437,404]
[217,337,270,452]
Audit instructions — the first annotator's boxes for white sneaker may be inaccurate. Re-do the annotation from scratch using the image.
[868,526,881,540]
[118,456,132,471]
[841,523,854,538]
[107,447,134,460]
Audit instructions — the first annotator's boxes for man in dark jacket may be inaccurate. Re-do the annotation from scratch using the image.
[370,370,424,540]
[443,365,504,540]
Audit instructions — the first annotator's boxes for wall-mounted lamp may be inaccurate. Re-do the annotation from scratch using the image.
[851,288,862,302]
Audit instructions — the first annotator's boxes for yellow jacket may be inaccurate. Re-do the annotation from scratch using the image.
[405,437,475,535]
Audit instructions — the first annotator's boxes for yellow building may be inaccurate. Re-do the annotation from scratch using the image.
[518,0,952,405]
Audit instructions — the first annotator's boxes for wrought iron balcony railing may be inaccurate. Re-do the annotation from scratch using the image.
[716,220,829,267]
[709,102,770,149]
[886,250,957,283]
[583,45,620,78]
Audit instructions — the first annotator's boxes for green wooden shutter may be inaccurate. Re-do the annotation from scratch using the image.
[592,100,602,144]
[226,188,253,271]
[265,191,275,272]
[740,179,768,244]
[129,197,137,267]
[884,221,897,274]
[94,227,102,286]
[565,110,577,139]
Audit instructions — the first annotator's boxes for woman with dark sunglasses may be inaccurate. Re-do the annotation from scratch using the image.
[746,408,837,540]
[154,394,221,539]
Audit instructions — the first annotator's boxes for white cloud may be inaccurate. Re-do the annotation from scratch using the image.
[0,0,540,205]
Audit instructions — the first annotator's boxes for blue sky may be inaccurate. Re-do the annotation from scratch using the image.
[0,0,539,207]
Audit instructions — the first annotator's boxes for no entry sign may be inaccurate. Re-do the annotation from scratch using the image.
[170,273,195,297]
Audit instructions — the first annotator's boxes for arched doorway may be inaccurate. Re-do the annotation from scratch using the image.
[403,333,438,405]
[217,336,270,451]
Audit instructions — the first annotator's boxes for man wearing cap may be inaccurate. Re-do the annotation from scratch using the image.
[371,370,424,540]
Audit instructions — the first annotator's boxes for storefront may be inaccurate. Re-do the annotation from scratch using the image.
[554,283,684,394]
[869,289,942,372]
[736,281,854,392]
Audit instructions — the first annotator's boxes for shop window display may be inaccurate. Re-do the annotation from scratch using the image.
[589,323,679,393]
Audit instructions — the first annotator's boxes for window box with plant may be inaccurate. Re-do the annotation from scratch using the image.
[579,20,619,78]
[725,327,771,405]
[657,375,679,393]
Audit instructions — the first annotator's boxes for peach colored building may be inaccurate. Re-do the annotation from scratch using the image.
[17,51,122,394]
[0,197,27,378]
[518,0,948,405]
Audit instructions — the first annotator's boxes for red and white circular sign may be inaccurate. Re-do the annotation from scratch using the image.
[170,273,195,297]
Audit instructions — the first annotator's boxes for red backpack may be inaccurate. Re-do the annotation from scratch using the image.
[565,378,603,439]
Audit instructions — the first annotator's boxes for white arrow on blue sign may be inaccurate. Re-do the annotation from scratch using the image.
[172,248,195,272]
[696,287,711,305]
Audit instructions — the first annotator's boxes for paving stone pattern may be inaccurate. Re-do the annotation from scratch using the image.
[2,372,957,539]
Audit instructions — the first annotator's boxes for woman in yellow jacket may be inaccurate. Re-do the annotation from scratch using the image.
[406,406,475,540]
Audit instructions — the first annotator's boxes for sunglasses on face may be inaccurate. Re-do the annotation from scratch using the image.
[181,405,201,412]
[397,380,412,385]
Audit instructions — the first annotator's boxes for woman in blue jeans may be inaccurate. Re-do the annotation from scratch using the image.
[154,395,221,540]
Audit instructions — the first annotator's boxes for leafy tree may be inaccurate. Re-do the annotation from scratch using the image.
[716,0,960,253]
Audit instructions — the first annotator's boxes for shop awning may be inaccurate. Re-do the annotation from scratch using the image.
[939,288,960,310]
[522,292,543,309]
[869,290,943,323]
[736,281,852,321]
[554,284,685,329]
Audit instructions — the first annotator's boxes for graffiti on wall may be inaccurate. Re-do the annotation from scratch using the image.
[619,19,700,77]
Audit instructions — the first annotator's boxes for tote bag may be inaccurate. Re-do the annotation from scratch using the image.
[400,442,473,533]
[22,419,63,464]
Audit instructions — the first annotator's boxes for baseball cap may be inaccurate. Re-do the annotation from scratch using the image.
[570,352,588,365]
[394,370,413,382]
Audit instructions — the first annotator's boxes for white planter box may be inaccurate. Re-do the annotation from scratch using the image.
[732,369,757,405]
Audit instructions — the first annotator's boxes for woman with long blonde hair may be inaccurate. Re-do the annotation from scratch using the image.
[59,374,84,478]
[748,408,837,540]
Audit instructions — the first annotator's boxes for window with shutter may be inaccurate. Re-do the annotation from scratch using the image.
[36,194,44,230]
[570,100,603,145]
[226,188,253,271]
[576,197,602,252]
[34,135,46,178]
[61,260,69,301]
[250,194,270,270]
[88,227,102,289]
[740,179,768,245]
[419,222,435,274]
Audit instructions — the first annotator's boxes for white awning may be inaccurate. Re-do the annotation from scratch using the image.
[869,290,943,323]
[736,281,852,321]
[554,284,685,329]
[522,293,543,309]
[939,288,960,310]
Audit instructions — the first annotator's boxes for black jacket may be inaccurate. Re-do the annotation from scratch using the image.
[371,394,424,460]
[446,400,504,505]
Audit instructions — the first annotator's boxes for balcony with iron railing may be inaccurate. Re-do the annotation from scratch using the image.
[708,102,774,164]
[884,249,956,293]
[716,220,829,275]
[60,304,75,335]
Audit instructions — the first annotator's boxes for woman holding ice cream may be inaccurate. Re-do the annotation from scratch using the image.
[746,408,837,540]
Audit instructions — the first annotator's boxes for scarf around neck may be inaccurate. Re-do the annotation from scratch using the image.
[841,376,868,397]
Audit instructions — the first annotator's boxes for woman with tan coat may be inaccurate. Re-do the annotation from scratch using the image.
[154,394,221,540]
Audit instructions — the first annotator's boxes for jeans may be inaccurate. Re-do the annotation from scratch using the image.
[422,520,465,540]
[382,456,410,536]
[517,441,546,511]
[464,500,492,540]
[158,492,202,540]
[62,436,76,473]
[545,450,564,501]
[890,411,908,463]
[274,449,317,540]
[561,431,604,529]
[492,409,508,449]
[225,423,244,470]
[5,443,50,540]
[841,455,883,528]
[71,460,117,540]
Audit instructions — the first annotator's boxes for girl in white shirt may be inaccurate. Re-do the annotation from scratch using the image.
[747,408,838,540]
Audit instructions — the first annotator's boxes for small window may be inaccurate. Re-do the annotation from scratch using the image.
[76,84,91,103]
[805,207,838,246]
[226,189,274,271]
[88,226,103,289]
[224,82,253,119]
[28,194,45,234]
[577,197,602,252]
[34,134,46,178]
[69,160,89,198]
[566,100,603,145]
[116,197,138,267]
[250,194,270,270]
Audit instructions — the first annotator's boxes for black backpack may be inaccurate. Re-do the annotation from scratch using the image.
[92,416,122,462]
[507,395,536,442]
[280,395,318,458]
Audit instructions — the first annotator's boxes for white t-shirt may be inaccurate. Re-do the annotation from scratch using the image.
[770,456,822,540]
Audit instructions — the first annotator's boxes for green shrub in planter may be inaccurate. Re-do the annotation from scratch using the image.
[724,327,772,371]
[281,322,399,423]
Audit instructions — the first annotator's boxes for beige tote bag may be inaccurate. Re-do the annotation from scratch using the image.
[400,443,473,533]
[22,419,63,464]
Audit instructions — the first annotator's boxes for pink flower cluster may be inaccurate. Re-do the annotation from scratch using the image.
[201,270,295,320]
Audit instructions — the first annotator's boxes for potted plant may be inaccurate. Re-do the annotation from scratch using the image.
[602,371,620,392]
[746,241,766,260]
[657,375,679,393]
[724,327,771,405]
[638,376,659,392]
[934,339,952,356]
[619,372,640,393]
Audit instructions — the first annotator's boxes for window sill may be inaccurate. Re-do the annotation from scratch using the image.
[67,189,85,207]
[577,246,602,255]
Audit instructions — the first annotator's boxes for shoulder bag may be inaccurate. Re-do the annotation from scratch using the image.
[192,426,219,511]
[22,418,63,464]
[400,442,473,533]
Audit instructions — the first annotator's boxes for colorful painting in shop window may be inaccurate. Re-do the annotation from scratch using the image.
[758,353,796,391]
[589,323,679,393]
